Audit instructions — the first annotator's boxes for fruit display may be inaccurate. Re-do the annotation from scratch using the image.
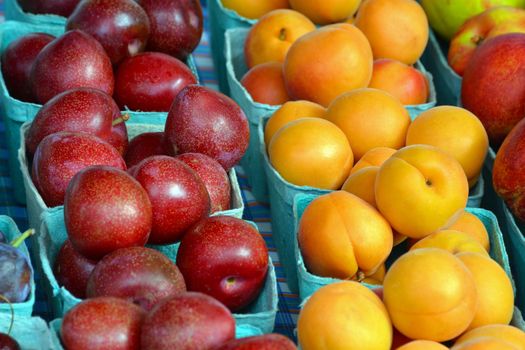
[5,0,525,348]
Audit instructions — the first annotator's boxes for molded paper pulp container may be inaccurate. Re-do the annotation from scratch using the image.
[49,318,262,350]
[225,27,438,203]
[0,314,55,350]
[208,0,255,94]
[38,207,278,335]
[292,192,514,301]
[225,28,278,203]
[259,116,485,294]
[19,122,244,270]
[483,147,525,314]
[0,215,35,317]
[421,29,462,106]
[0,21,199,204]
[5,0,67,26]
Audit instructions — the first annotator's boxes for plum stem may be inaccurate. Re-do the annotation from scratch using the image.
[112,113,130,126]
[0,294,13,335]
[10,229,35,248]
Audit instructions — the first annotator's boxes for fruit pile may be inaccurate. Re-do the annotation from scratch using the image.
[4,0,202,112]
[61,294,296,350]
[297,280,524,349]
[4,0,525,348]
[265,102,487,194]
[418,1,525,225]
[237,2,430,108]
[25,84,246,211]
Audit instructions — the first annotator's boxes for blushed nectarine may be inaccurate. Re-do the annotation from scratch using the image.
[350,147,396,174]
[324,88,410,160]
[383,248,478,342]
[297,281,392,350]
[221,0,289,19]
[298,191,393,279]
[240,62,290,105]
[457,252,514,331]
[368,58,429,105]
[406,106,489,188]
[288,0,361,24]
[264,100,326,146]
[375,145,469,239]
[244,9,315,68]
[268,118,353,189]
[455,325,525,348]
[448,211,490,252]
[355,0,429,65]
[283,23,373,107]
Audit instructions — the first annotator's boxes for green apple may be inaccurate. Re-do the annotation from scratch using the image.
[420,0,525,40]
[448,6,525,76]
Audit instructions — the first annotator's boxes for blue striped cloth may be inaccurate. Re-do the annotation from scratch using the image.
[0,1,300,341]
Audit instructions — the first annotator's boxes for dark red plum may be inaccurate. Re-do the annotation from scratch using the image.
[31,30,114,104]
[86,246,186,311]
[54,239,98,299]
[31,132,126,207]
[66,0,150,64]
[124,132,174,168]
[0,229,34,303]
[176,216,268,312]
[176,153,231,213]
[18,0,81,17]
[1,33,54,102]
[114,52,196,112]
[139,0,203,61]
[165,85,249,170]
[61,297,144,350]
[25,88,118,156]
[141,292,235,350]
[133,156,210,245]
[64,166,152,260]
[217,334,298,350]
